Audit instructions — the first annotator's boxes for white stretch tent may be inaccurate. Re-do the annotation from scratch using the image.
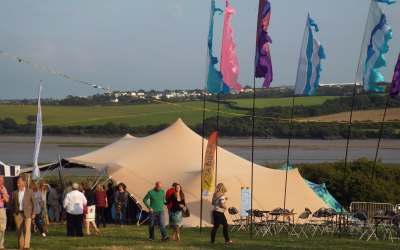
[66,119,329,227]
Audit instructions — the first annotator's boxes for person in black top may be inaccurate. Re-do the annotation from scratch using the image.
[106,183,114,222]
[166,184,185,241]
[83,181,100,235]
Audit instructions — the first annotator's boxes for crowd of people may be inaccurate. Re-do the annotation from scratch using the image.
[0,176,232,249]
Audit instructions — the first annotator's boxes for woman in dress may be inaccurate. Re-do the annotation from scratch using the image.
[210,183,232,243]
[83,181,100,235]
[29,181,46,237]
[166,183,185,241]
[39,182,50,229]
[114,183,128,226]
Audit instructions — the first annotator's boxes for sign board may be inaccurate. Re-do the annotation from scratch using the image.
[240,187,251,217]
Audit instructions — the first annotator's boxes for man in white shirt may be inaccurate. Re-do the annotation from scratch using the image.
[63,183,87,237]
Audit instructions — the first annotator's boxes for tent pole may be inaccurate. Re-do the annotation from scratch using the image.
[367,93,390,201]
[215,93,220,188]
[283,94,296,210]
[250,77,256,239]
[35,159,57,183]
[92,170,106,190]
[57,155,66,193]
[100,176,112,186]
[200,87,207,233]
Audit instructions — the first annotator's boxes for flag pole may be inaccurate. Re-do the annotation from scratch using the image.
[199,87,207,234]
[214,93,220,188]
[341,0,374,220]
[252,0,273,237]
[250,80,256,239]
[341,82,357,218]
[367,93,390,201]
[283,94,296,210]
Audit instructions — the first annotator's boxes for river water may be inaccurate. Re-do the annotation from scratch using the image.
[0,135,399,167]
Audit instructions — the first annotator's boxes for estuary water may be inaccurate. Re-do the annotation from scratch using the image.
[0,135,399,167]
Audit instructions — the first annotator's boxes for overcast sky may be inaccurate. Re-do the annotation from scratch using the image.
[0,0,399,99]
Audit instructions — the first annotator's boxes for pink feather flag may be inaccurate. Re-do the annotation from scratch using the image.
[220,0,242,92]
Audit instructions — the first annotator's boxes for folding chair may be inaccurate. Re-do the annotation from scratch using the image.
[359,210,383,241]
[387,214,400,242]
[253,209,275,236]
[347,210,368,237]
[290,209,311,237]
[228,207,247,232]
[269,207,291,234]
[308,207,333,236]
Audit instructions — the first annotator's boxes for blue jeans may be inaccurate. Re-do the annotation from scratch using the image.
[148,211,167,240]
[116,205,126,225]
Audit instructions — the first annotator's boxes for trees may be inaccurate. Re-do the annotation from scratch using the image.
[295,159,400,208]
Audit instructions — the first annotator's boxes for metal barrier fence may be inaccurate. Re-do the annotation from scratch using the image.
[349,202,394,221]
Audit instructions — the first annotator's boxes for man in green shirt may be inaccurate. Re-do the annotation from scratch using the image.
[143,181,168,241]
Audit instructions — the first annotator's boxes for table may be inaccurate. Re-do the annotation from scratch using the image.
[269,212,297,234]
[369,215,394,241]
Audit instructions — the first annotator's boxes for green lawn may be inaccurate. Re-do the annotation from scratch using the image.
[4,222,399,249]
[227,96,337,108]
[0,102,247,127]
[0,96,339,127]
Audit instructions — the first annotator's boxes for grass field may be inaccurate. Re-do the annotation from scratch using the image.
[0,101,247,127]
[227,96,337,108]
[4,222,399,249]
[0,97,339,127]
[5,97,397,127]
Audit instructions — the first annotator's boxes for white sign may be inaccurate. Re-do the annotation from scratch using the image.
[240,187,251,217]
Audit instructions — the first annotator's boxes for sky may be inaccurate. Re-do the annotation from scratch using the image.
[0,0,399,99]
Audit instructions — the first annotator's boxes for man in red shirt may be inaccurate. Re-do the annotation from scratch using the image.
[165,183,177,227]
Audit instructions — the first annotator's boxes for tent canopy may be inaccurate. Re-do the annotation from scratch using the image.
[66,118,329,227]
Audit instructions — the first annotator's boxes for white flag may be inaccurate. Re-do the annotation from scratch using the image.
[295,12,326,96]
[355,0,393,92]
[32,81,43,180]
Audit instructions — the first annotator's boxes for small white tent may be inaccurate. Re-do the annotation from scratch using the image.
[66,119,329,227]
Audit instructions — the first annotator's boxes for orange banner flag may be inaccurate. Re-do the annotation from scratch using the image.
[202,131,218,196]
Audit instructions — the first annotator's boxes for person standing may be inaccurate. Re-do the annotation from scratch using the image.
[63,183,87,237]
[39,182,50,227]
[47,184,60,222]
[166,184,185,241]
[95,184,107,228]
[114,183,128,226]
[165,182,177,227]
[10,177,36,250]
[105,183,114,222]
[28,182,46,237]
[0,176,9,250]
[83,182,99,235]
[210,183,232,244]
[143,181,168,241]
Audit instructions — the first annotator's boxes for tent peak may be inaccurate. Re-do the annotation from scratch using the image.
[123,133,135,139]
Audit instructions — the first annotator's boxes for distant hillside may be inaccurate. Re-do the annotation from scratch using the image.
[302,108,400,122]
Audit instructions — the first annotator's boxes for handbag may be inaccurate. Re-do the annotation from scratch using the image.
[182,206,190,218]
